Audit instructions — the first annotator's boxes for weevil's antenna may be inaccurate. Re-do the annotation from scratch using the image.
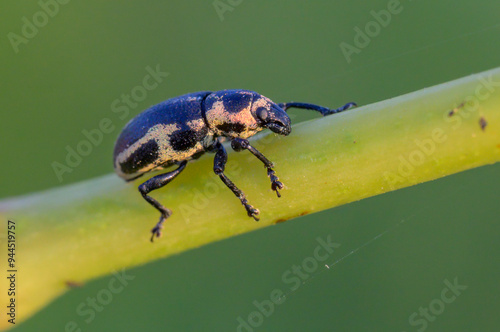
[278,102,357,116]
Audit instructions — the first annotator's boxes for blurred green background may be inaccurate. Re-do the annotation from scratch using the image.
[1,0,499,331]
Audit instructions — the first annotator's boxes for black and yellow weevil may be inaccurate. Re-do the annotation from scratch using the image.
[113,89,356,241]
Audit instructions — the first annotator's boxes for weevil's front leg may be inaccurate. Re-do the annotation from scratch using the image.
[278,101,357,116]
[231,138,284,198]
[138,161,187,242]
[213,140,260,220]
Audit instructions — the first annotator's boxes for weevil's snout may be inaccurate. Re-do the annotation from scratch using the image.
[268,116,291,136]
[268,105,291,136]
[256,105,291,136]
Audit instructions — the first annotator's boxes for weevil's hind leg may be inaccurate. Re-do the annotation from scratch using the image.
[231,138,283,198]
[278,102,357,116]
[213,140,260,220]
[138,161,187,242]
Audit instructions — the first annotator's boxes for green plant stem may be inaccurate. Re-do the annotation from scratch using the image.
[1,68,500,328]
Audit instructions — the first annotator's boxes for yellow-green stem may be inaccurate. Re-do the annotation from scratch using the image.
[1,68,499,328]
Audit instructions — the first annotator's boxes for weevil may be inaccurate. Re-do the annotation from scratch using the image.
[113,90,356,241]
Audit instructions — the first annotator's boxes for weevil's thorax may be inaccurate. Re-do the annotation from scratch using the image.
[204,90,268,139]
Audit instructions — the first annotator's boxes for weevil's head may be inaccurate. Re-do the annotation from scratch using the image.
[250,94,291,136]
[205,90,291,138]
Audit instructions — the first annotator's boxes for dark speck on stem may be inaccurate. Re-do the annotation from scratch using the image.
[479,117,488,131]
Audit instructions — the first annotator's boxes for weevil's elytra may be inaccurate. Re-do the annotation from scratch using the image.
[113,89,356,241]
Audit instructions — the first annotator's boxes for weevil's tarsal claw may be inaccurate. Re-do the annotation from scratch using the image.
[150,226,163,242]
[245,204,260,221]
[267,169,284,198]
[251,213,260,221]
[150,215,166,242]
[271,180,283,198]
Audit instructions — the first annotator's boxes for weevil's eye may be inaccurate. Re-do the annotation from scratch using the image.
[256,107,268,122]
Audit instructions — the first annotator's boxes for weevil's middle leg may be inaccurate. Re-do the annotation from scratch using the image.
[213,140,260,220]
[231,138,284,197]
[138,161,187,242]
